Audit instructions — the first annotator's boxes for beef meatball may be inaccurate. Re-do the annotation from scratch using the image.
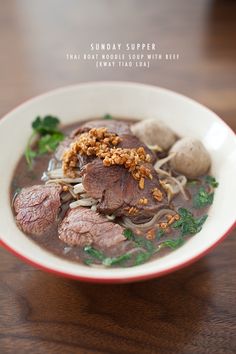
[131,119,177,150]
[169,137,211,178]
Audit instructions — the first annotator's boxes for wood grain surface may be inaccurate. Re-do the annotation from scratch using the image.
[0,1,235,353]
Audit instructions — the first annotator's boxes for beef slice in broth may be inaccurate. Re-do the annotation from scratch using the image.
[73,120,156,161]
[14,184,62,236]
[82,159,168,221]
[58,207,125,248]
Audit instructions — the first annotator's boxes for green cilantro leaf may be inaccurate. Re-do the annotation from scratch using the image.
[83,210,208,268]
[160,237,184,249]
[123,228,135,240]
[156,229,165,240]
[83,245,105,261]
[103,114,113,120]
[38,132,64,154]
[205,175,219,188]
[134,252,152,265]
[83,258,93,265]
[193,187,214,209]
[32,115,60,134]
[172,208,208,237]
[135,237,155,253]
[187,180,198,186]
[25,147,37,167]
[102,254,131,266]
[25,115,64,168]
[84,245,131,266]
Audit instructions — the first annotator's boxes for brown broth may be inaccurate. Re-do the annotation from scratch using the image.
[10,118,213,267]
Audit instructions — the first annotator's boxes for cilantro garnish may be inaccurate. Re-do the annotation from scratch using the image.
[103,114,113,120]
[134,252,152,266]
[123,228,134,240]
[24,115,64,168]
[83,245,105,261]
[83,245,131,266]
[160,238,184,249]
[156,229,165,240]
[102,254,131,266]
[38,132,64,154]
[84,211,208,268]
[193,187,214,209]
[172,208,208,236]
[205,175,219,188]
[135,237,155,252]
[83,258,93,266]
[32,116,61,134]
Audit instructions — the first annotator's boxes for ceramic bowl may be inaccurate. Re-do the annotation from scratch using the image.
[0,82,235,283]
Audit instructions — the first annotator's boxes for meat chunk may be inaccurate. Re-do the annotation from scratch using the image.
[70,119,131,137]
[82,159,168,221]
[61,122,155,174]
[58,207,125,248]
[14,184,62,235]
[118,134,155,162]
[71,120,155,157]
[56,120,154,165]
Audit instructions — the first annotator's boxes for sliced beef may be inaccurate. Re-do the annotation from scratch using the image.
[58,207,125,248]
[82,159,168,221]
[72,133,155,172]
[14,184,62,236]
[70,119,155,158]
[118,134,156,162]
[70,119,131,137]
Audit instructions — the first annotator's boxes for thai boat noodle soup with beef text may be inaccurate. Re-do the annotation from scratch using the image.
[11,115,218,267]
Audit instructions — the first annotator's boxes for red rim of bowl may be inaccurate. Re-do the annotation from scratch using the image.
[0,221,235,283]
[0,82,235,283]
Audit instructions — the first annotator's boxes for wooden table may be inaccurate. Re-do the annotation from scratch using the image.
[0,1,235,353]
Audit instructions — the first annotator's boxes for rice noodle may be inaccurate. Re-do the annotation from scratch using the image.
[41,172,48,182]
[122,208,176,230]
[106,214,116,221]
[69,198,98,208]
[165,175,189,200]
[46,177,82,184]
[90,205,98,212]
[73,183,85,194]
[155,168,171,177]
[147,144,163,152]
[47,158,57,172]
[176,175,187,184]
[154,153,176,170]
[153,153,188,200]
[80,193,91,199]
[47,168,64,179]
[43,165,82,184]
[154,152,176,170]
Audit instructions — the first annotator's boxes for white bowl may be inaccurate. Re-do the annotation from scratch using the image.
[0,82,235,283]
